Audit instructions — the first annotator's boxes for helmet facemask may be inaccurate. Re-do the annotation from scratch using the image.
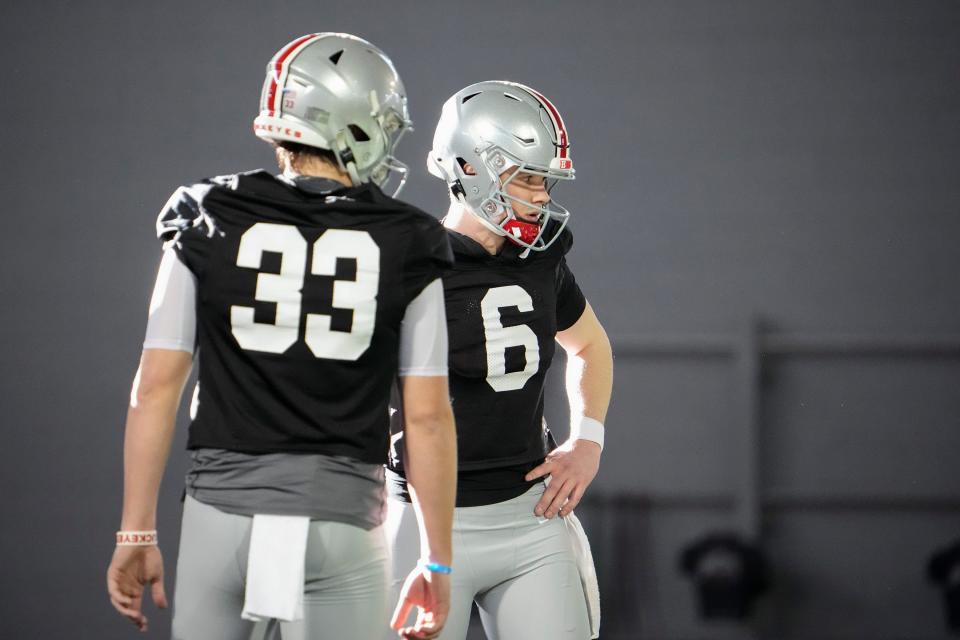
[369,106,412,197]
[468,145,574,257]
[335,93,412,197]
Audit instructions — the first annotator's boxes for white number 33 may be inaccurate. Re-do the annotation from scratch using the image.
[230,222,380,361]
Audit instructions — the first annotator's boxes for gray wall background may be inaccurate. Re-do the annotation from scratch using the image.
[1,1,958,638]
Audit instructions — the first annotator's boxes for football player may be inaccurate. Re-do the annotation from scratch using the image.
[105,33,457,640]
[386,81,613,639]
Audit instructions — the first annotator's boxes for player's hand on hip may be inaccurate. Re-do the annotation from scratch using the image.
[526,438,602,518]
[106,545,168,632]
[391,565,451,640]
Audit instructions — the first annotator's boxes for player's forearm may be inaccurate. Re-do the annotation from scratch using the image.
[119,351,192,531]
[404,406,457,566]
[565,335,613,425]
[120,401,179,530]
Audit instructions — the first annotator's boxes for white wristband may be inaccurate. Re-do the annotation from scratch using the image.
[116,530,158,546]
[570,417,604,450]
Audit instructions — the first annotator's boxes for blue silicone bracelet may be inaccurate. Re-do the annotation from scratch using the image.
[422,561,453,574]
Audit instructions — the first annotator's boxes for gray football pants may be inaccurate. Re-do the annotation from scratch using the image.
[386,483,590,640]
[172,495,390,640]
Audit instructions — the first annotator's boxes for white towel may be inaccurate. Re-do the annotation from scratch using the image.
[241,514,311,622]
[565,513,601,638]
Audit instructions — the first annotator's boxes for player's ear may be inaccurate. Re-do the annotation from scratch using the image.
[462,162,477,176]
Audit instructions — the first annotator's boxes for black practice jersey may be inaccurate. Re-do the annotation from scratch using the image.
[388,226,586,504]
[156,170,452,463]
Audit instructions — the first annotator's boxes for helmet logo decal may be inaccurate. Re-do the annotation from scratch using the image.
[265,33,322,116]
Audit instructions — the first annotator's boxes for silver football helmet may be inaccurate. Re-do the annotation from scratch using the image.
[428,81,574,254]
[254,33,412,195]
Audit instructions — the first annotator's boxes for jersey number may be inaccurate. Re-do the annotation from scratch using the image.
[230,222,379,360]
[482,285,540,392]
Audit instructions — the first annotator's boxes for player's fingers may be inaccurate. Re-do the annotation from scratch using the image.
[559,484,583,516]
[111,590,143,614]
[107,579,133,607]
[109,596,132,615]
[119,586,143,602]
[113,576,143,599]
[391,596,415,630]
[534,480,564,516]
[150,578,168,609]
[110,591,135,608]
[399,619,427,639]
[524,459,552,482]
[110,597,147,627]
[411,608,439,632]
[543,479,573,518]
[426,610,446,637]
[400,619,442,640]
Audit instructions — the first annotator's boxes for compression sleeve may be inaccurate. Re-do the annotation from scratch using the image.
[143,249,197,353]
[398,278,448,376]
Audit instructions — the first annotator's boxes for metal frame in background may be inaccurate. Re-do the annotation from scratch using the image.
[582,321,960,639]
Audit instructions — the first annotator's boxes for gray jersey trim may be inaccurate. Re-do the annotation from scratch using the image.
[186,448,386,529]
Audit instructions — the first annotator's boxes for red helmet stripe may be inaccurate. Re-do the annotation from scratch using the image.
[265,34,322,116]
[528,88,569,159]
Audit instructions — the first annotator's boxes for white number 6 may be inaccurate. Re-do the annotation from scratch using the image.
[482,285,540,392]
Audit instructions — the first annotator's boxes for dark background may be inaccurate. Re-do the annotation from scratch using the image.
[1,1,958,638]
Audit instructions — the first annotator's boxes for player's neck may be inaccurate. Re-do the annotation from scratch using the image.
[283,157,353,187]
[444,204,506,255]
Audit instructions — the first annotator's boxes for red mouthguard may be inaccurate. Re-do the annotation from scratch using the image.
[503,219,540,246]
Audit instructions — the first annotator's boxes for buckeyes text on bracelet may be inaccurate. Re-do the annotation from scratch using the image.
[116,530,158,546]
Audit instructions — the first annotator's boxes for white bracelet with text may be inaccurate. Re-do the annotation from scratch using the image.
[116,530,158,546]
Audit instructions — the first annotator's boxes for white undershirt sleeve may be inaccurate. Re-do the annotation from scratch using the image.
[398,278,448,376]
[143,249,197,353]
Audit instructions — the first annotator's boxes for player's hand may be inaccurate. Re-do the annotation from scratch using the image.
[391,564,451,639]
[106,545,168,632]
[526,438,601,518]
